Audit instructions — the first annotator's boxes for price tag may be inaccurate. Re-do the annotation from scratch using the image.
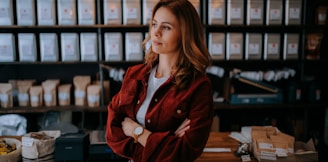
[22,137,34,147]
[241,154,251,162]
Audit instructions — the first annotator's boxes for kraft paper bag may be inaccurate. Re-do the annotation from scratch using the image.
[22,130,60,160]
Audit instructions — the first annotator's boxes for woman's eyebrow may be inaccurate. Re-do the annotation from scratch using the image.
[153,18,173,25]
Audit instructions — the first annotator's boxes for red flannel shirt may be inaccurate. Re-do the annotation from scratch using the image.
[106,64,214,162]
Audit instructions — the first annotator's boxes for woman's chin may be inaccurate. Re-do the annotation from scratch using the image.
[152,47,162,53]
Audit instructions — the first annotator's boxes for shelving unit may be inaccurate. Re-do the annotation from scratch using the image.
[0,0,327,144]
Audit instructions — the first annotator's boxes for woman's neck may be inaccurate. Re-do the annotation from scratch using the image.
[155,63,171,78]
[156,56,176,78]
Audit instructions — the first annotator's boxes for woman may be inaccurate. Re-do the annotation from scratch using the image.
[106,0,214,161]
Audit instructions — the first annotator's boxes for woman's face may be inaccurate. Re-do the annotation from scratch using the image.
[151,7,181,55]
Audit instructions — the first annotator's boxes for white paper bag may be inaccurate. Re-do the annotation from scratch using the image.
[22,130,60,160]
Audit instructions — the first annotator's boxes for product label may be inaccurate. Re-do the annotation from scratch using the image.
[22,137,34,147]
[212,7,223,19]
[268,43,279,54]
[107,7,119,19]
[250,8,262,19]
[289,8,300,19]
[287,43,298,54]
[249,43,260,54]
[270,9,281,20]
[211,43,223,55]
[18,93,29,102]
[230,43,241,54]
[231,8,242,19]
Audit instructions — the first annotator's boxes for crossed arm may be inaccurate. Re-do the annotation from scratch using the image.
[121,117,191,147]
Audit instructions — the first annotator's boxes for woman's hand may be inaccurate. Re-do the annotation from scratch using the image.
[175,118,190,137]
[122,117,190,138]
[122,117,140,137]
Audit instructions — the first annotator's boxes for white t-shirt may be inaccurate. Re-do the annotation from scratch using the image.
[136,66,169,126]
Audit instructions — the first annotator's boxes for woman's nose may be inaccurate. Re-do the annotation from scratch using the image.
[153,27,161,37]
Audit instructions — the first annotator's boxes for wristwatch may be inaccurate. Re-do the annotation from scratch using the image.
[133,126,144,143]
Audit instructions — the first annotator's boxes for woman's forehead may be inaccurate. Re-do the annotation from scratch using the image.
[153,7,178,24]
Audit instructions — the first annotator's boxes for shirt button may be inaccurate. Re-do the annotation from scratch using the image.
[154,98,158,102]
[177,109,182,114]
[137,100,140,104]
[147,119,151,123]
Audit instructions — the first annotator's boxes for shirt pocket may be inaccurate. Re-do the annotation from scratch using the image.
[117,79,139,107]
[161,95,189,126]
[172,102,189,119]
[118,92,136,107]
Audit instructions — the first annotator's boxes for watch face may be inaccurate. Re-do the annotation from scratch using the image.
[135,126,143,135]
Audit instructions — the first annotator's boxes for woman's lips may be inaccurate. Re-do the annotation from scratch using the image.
[152,40,162,46]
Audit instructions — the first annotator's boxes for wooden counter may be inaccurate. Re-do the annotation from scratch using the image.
[196,132,248,162]
[196,132,318,162]
[2,132,318,162]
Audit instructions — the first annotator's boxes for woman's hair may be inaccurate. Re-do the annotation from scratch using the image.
[142,0,212,90]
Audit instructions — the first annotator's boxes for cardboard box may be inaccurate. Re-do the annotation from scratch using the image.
[77,0,95,25]
[61,33,80,61]
[266,0,283,25]
[18,33,37,62]
[208,0,226,25]
[123,0,141,25]
[253,139,319,161]
[283,33,300,60]
[80,32,98,61]
[285,0,302,25]
[0,33,15,62]
[16,0,35,26]
[249,126,318,161]
[208,32,225,60]
[226,33,243,60]
[37,0,56,25]
[104,32,123,61]
[245,33,262,60]
[247,0,264,25]
[227,0,244,25]
[57,0,76,25]
[253,139,277,161]
[143,0,157,25]
[264,33,281,60]
[40,33,59,62]
[125,32,143,61]
[294,139,317,155]
[0,0,14,26]
[103,0,122,25]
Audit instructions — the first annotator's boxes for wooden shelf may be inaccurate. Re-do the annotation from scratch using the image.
[0,106,107,114]
[0,25,149,33]
[205,25,304,32]
[0,24,148,29]
[214,102,327,110]
[0,61,101,65]
[1,103,326,114]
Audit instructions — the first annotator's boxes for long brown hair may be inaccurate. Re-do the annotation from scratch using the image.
[142,0,212,90]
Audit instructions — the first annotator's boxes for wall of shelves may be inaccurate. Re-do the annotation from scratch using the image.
[0,0,327,147]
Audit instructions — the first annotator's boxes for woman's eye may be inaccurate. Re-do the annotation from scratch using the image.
[152,23,157,28]
[162,26,170,30]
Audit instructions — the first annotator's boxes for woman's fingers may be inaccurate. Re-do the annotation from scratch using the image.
[176,125,190,137]
[175,119,190,137]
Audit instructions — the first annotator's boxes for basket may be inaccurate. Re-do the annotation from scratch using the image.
[0,138,22,162]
